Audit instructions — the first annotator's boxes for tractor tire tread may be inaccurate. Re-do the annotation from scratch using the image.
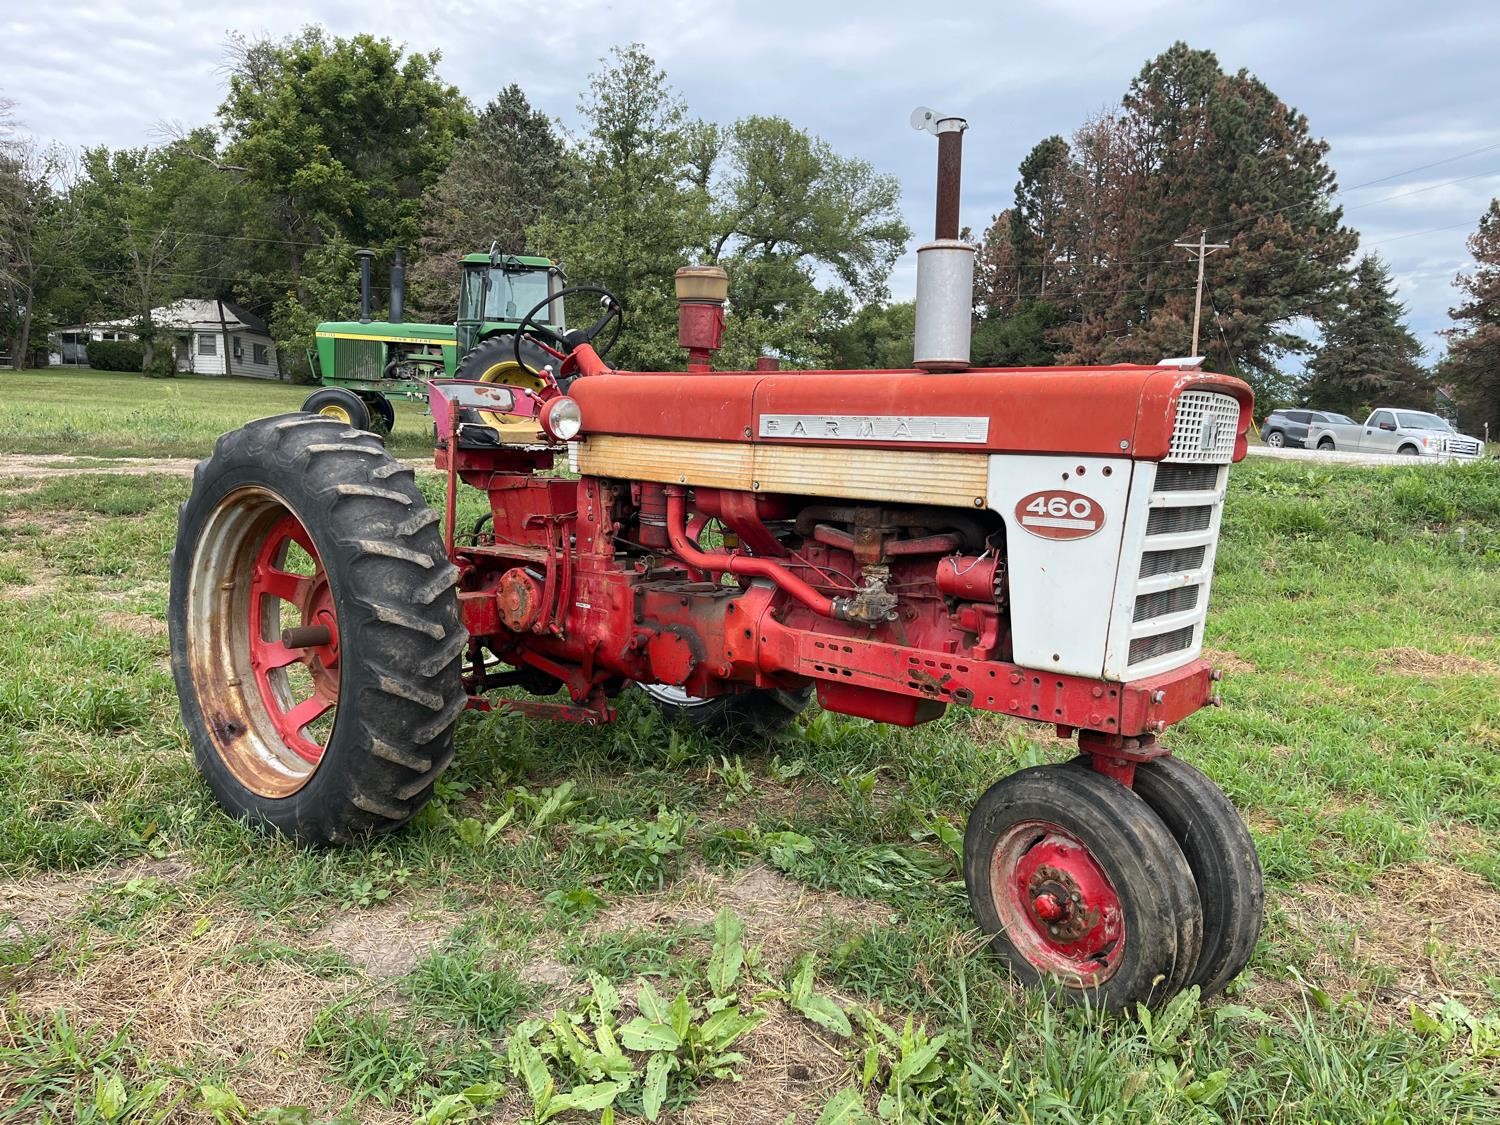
[169,413,465,846]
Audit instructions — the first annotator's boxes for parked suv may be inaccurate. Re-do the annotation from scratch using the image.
[1261,409,1357,449]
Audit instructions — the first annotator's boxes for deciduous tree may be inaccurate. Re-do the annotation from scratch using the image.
[1439,199,1500,435]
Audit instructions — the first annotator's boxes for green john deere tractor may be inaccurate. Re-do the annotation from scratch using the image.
[303,247,566,434]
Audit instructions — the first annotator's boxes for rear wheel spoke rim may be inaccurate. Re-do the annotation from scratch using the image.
[187,487,341,797]
[990,819,1125,985]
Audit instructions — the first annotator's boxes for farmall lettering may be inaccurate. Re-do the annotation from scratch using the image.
[1015,489,1106,541]
[758,414,989,443]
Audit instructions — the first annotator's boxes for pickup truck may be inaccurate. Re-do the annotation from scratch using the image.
[1306,408,1485,460]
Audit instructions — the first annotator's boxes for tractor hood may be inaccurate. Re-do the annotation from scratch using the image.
[315,320,457,345]
[568,365,1254,462]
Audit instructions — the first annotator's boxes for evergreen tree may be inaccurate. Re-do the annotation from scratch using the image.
[1303,254,1429,415]
[412,85,565,318]
[1439,198,1500,435]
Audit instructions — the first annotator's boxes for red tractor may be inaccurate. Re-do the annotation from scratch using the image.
[168,117,1261,1010]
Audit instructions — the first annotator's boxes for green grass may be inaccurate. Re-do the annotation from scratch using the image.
[0,366,434,458]
[2,452,1499,1121]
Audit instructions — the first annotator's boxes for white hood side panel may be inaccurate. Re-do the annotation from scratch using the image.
[987,455,1136,679]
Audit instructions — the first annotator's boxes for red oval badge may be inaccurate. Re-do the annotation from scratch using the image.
[1014,490,1106,540]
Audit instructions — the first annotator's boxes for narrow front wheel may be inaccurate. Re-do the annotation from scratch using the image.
[963,764,1202,1009]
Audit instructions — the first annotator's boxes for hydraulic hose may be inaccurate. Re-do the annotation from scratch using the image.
[663,487,839,620]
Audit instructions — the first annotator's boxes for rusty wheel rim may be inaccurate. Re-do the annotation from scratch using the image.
[990,819,1125,986]
[187,486,339,798]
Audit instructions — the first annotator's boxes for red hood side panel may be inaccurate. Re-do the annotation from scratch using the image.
[569,366,1254,459]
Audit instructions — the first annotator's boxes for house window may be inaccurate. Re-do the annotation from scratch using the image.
[253,343,269,365]
[198,334,217,355]
[233,335,243,355]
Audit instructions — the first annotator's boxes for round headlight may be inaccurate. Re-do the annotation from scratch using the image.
[540,396,583,441]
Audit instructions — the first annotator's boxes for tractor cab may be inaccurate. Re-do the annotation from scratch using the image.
[456,254,566,356]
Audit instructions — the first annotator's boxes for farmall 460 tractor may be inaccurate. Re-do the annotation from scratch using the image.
[169,115,1262,1009]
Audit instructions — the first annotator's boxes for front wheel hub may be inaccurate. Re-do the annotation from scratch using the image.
[991,821,1125,984]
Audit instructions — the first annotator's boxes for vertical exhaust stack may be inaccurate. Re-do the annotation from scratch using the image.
[389,247,406,324]
[675,264,729,372]
[910,109,975,372]
[355,248,375,323]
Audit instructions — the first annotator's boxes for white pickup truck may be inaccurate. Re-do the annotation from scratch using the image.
[1306,408,1485,460]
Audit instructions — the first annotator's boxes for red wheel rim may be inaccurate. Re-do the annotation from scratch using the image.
[248,514,339,765]
[990,820,1125,985]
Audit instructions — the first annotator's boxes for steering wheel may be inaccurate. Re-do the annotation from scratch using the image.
[512,285,625,380]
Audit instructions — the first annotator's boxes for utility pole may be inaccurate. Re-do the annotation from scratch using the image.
[1174,230,1229,357]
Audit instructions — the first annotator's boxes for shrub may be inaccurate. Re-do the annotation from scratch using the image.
[86,340,144,372]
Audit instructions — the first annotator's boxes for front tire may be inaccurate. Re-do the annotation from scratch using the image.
[302,387,372,433]
[963,764,1203,1009]
[1130,757,1264,997]
[169,415,465,842]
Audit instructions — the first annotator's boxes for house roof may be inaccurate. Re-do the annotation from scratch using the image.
[74,299,272,335]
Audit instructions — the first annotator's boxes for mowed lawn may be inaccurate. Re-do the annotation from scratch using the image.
[0,367,435,459]
[1,367,1499,1122]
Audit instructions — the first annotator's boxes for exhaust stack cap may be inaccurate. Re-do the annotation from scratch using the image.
[675,264,729,304]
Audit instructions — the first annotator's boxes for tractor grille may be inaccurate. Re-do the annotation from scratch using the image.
[1130,626,1196,666]
[1140,545,1206,578]
[1154,464,1220,492]
[1133,585,1199,622]
[1118,458,1228,674]
[1146,505,1212,536]
[1168,391,1241,463]
[334,338,384,381]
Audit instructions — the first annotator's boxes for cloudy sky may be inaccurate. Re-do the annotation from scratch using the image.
[5,0,1497,360]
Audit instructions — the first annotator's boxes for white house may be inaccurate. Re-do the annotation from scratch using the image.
[51,299,282,379]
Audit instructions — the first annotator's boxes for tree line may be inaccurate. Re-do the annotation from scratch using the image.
[0,33,1494,432]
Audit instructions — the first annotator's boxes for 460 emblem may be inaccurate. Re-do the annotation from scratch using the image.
[1014,490,1106,540]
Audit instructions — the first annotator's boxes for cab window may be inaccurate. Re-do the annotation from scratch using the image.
[1369,410,1396,429]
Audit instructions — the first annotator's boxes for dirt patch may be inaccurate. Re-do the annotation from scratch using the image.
[1203,646,1257,675]
[310,894,461,979]
[684,1007,850,1123]
[1275,861,1500,1018]
[1376,646,1498,680]
[1,857,195,941]
[593,864,894,973]
[0,454,204,479]
[100,609,168,638]
[11,906,394,1119]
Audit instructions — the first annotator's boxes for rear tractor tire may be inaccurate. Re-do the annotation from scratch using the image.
[302,387,372,433]
[639,683,812,742]
[963,763,1203,1010]
[168,414,466,843]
